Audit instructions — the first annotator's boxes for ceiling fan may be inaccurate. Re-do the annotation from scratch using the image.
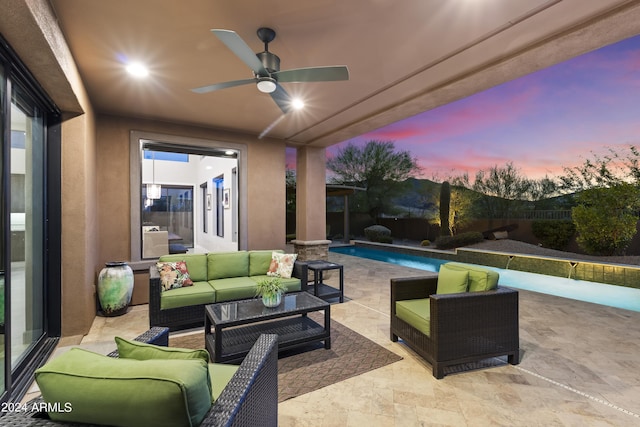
[192,27,349,113]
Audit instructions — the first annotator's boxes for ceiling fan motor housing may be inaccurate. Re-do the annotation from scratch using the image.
[256,51,280,75]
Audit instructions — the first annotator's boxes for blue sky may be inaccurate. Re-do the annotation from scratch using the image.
[288,34,640,181]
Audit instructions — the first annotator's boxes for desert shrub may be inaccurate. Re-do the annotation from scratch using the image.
[531,220,575,250]
[420,240,430,246]
[364,225,392,243]
[434,231,484,249]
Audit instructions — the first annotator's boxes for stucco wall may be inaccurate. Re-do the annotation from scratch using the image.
[95,115,288,307]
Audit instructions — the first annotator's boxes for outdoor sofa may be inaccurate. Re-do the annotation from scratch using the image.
[3,327,278,427]
[150,250,308,330]
[391,262,520,378]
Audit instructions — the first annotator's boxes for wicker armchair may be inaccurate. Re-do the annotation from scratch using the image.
[2,329,279,427]
[390,275,520,379]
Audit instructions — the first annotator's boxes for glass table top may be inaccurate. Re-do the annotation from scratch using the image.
[207,292,328,324]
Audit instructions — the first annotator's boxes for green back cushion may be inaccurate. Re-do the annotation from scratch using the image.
[248,250,283,276]
[207,251,249,279]
[442,262,499,292]
[35,348,212,427]
[159,254,208,282]
[115,336,209,364]
[436,265,469,294]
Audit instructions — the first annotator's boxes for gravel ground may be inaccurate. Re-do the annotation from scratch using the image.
[463,239,640,266]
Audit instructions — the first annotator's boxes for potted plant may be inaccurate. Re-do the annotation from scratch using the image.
[255,276,287,307]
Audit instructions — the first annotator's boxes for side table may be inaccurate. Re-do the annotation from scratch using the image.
[307,260,344,303]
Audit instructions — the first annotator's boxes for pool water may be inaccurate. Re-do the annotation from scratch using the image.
[330,245,640,312]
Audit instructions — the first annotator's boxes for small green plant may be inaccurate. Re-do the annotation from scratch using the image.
[255,277,287,299]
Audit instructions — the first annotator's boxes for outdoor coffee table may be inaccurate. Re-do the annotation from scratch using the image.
[205,292,331,363]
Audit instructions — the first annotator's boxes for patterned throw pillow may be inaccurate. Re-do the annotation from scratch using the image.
[157,261,193,292]
[266,252,298,279]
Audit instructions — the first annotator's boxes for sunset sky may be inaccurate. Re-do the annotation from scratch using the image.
[288,34,640,181]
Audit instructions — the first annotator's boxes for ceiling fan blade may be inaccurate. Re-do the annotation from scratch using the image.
[273,66,349,83]
[211,29,267,75]
[270,83,292,114]
[191,78,255,94]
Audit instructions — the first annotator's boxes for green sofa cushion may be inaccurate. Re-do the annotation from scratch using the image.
[208,363,239,401]
[159,254,208,282]
[249,250,283,276]
[115,336,209,364]
[436,265,469,294]
[35,348,211,427]
[209,277,261,301]
[396,299,431,337]
[250,275,301,293]
[208,251,249,280]
[442,262,499,292]
[160,281,216,310]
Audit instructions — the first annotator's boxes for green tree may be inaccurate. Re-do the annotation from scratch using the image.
[327,140,420,220]
[571,183,640,255]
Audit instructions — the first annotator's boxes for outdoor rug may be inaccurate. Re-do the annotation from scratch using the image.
[169,313,403,402]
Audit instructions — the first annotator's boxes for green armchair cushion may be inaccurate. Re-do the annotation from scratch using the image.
[396,299,431,337]
[159,254,208,282]
[436,265,469,294]
[442,262,499,292]
[115,336,209,364]
[35,348,212,427]
[208,251,249,280]
[208,363,240,401]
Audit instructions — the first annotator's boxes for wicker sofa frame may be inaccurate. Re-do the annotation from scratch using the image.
[2,328,279,427]
[390,275,520,379]
[150,260,309,330]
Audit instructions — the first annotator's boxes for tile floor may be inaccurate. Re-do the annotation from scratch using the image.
[25,253,640,426]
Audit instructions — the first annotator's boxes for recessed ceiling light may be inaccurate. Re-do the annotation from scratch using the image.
[225,150,235,155]
[291,98,305,110]
[126,62,149,78]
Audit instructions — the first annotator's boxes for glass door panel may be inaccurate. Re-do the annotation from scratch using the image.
[0,61,5,396]
[9,88,45,369]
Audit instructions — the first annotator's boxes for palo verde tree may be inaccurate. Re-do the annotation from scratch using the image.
[326,140,420,220]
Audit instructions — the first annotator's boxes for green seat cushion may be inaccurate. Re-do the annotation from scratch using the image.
[159,254,208,282]
[35,348,211,427]
[208,363,239,401]
[396,299,431,337]
[207,251,249,279]
[115,336,209,364]
[209,277,261,301]
[436,264,469,294]
[249,250,283,276]
[160,281,216,310]
[250,275,301,292]
[442,262,499,292]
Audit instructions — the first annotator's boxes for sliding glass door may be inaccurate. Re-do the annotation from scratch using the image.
[9,87,45,369]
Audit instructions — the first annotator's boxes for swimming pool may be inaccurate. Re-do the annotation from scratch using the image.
[330,245,640,312]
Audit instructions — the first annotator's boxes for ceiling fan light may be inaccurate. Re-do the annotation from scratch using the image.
[257,79,277,93]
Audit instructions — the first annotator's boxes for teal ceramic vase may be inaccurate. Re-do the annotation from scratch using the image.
[97,262,134,316]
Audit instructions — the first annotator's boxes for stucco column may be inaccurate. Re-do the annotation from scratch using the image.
[292,146,330,260]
